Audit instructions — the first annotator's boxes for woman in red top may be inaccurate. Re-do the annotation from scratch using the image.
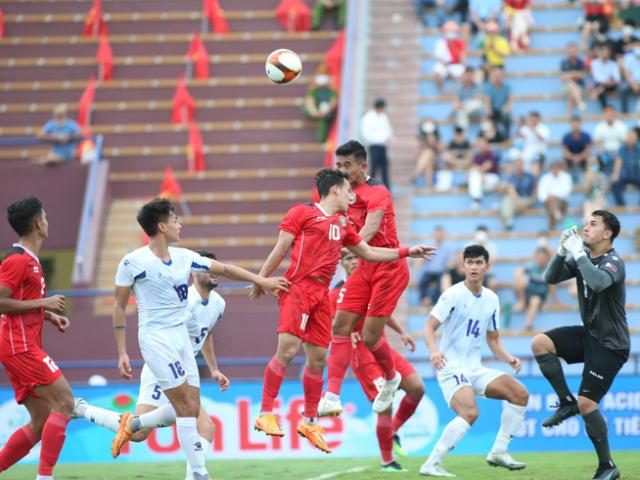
[504,0,533,51]
[581,0,615,48]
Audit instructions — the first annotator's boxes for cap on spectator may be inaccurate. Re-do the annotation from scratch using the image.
[486,21,499,33]
[442,20,459,32]
[53,104,67,117]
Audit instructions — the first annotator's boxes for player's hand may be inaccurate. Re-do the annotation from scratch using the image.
[211,370,230,391]
[400,333,416,352]
[557,226,577,257]
[508,356,522,374]
[47,313,70,332]
[351,331,362,348]
[118,353,133,380]
[431,350,447,370]
[42,295,65,313]
[565,234,586,260]
[409,245,438,260]
[258,276,290,296]
[248,283,264,300]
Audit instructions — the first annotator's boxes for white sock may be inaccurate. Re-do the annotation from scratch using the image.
[176,417,208,479]
[491,403,526,454]
[138,403,177,429]
[426,416,471,466]
[185,438,210,480]
[324,391,340,402]
[82,404,121,433]
[36,476,53,480]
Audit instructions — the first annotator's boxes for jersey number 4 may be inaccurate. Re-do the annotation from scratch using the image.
[466,319,480,338]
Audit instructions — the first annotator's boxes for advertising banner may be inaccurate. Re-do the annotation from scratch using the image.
[1,375,638,463]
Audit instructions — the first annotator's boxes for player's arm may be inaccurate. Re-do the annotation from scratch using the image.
[387,316,416,352]
[200,330,229,391]
[358,210,384,243]
[486,330,521,374]
[113,285,132,380]
[574,254,620,292]
[347,241,437,263]
[544,228,578,284]
[209,258,290,296]
[0,287,65,314]
[249,230,295,298]
[423,315,446,370]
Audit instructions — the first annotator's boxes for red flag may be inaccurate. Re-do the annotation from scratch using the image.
[77,76,96,128]
[77,124,96,164]
[324,116,338,167]
[171,75,196,124]
[275,0,311,32]
[203,0,229,34]
[187,122,206,172]
[96,34,113,81]
[159,165,182,199]
[0,9,5,39]
[325,30,345,91]
[83,0,108,37]
[186,32,210,80]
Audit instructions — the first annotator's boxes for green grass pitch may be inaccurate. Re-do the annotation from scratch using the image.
[3,451,640,479]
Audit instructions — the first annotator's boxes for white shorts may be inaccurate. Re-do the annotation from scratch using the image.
[433,62,465,79]
[138,324,199,392]
[137,363,170,407]
[437,365,506,406]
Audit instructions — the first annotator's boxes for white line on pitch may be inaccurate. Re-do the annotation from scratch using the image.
[306,466,369,480]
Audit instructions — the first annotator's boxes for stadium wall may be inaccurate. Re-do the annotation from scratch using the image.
[2,376,639,464]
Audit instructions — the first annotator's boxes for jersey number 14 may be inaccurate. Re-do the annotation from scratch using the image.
[466,319,480,338]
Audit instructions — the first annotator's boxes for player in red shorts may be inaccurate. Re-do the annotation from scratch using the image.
[328,251,425,472]
[251,169,434,453]
[0,196,75,480]
[316,140,425,417]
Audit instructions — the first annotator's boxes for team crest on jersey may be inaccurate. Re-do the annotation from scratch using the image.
[33,267,39,273]
[348,192,356,204]
[339,217,347,227]
[604,262,618,273]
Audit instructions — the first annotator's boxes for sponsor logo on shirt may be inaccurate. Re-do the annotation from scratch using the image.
[33,267,39,273]
[315,216,327,222]
[589,370,604,380]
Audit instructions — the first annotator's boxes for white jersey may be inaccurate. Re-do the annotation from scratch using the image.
[430,281,500,371]
[186,285,225,355]
[115,246,212,334]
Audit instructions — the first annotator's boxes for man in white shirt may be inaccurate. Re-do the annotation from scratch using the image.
[361,98,393,189]
[420,245,528,477]
[537,161,573,232]
[109,198,288,479]
[518,111,550,175]
[593,106,629,173]
[620,45,640,114]
[589,45,621,110]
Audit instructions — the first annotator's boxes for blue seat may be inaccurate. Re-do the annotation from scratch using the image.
[532,8,583,27]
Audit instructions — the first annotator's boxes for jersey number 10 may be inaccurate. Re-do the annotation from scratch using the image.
[328,224,341,241]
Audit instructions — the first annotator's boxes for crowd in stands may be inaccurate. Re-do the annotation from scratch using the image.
[411,0,640,330]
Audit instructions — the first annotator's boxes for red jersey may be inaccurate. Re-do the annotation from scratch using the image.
[0,245,46,357]
[312,177,399,248]
[280,203,361,284]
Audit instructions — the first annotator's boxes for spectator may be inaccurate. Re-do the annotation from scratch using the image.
[498,157,536,231]
[468,136,500,210]
[483,67,513,137]
[361,98,393,189]
[453,66,483,129]
[412,118,444,187]
[589,44,621,110]
[593,106,629,173]
[37,104,82,165]
[480,117,507,144]
[513,246,552,330]
[580,0,614,49]
[562,115,593,180]
[619,0,640,27]
[583,155,609,219]
[518,110,550,175]
[417,225,455,307]
[560,42,588,113]
[620,41,640,114]
[469,0,502,34]
[433,21,468,92]
[442,126,473,170]
[302,64,338,143]
[611,129,640,205]
[481,21,511,74]
[414,0,449,28]
[441,251,466,291]
[613,21,638,59]
[503,0,533,51]
[311,0,346,30]
[537,161,573,231]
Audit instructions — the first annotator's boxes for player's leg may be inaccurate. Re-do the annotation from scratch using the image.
[577,336,627,480]
[72,398,122,433]
[0,396,48,473]
[34,375,74,480]
[532,326,584,426]
[393,363,424,457]
[420,385,476,477]
[185,406,216,480]
[483,373,528,470]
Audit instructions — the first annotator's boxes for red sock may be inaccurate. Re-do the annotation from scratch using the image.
[368,337,397,380]
[376,414,394,464]
[260,356,286,413]
[326,334,352,395]
[392,394,421,433]
[0,424,38,471]
[303,367,324,419]
[38,411,69,476]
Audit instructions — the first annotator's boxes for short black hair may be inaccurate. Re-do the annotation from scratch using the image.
[137,198,176,236]
[335,139,367,163]
[374,98,386,109]
[7,196,44,237]
[592,210,621,242]
[196,250,217,260]
[463,244,489,262]
[315,168,349,198]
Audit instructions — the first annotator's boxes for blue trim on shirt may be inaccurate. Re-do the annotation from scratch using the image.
[491,310,497,330]
[191,262,209,271]
[133,271,146,282]
[201,299,209,306]
[162,260,172,266]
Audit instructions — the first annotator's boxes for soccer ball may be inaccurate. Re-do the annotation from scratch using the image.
[265,49,302,85]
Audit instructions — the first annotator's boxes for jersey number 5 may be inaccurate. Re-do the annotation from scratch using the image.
[328,224,341,241]
[466,319,480,338]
